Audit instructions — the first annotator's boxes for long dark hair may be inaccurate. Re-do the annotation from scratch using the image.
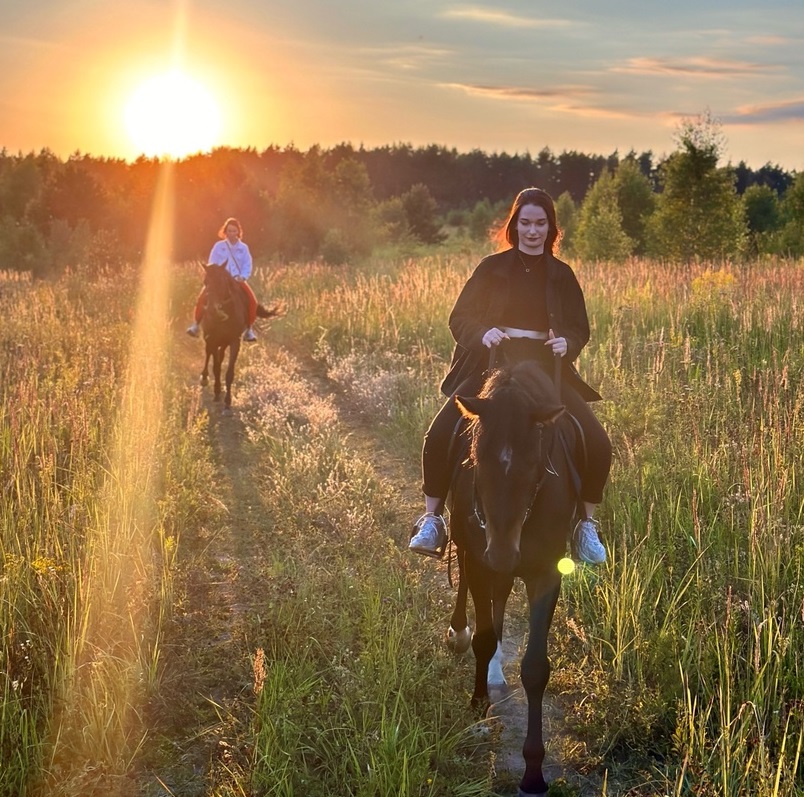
[496,187,561,254]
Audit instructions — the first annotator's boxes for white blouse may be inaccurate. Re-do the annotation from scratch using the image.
[209,239,253,280]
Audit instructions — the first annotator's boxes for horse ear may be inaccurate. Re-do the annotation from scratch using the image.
[455,395,486,419]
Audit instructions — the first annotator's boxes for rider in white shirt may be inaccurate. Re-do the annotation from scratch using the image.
[187,217,259,341]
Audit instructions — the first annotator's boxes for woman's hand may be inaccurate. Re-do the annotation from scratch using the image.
[545,328,567,357]
[482,327,510,348]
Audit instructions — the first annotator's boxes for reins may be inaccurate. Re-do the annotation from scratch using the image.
[206,269,240,322]
[470,347,565,531]
[470,421,556,531]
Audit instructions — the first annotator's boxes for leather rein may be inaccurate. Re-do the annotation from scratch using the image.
[470,349,567,531]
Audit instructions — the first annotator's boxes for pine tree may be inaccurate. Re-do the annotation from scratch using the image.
[647,112,746,260]
[778,172,804,255]
[574,170,633,262]
[612,156,655,254]
[554,191,578,256]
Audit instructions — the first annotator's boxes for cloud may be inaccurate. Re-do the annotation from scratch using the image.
[440,6,573,29]
[360,43,454,72]
[723,98,804,125]
[613,56,778,78]
[443,82,593,101]
[744,35,796,46]
[0,34,64,51]
[442,82,636,120]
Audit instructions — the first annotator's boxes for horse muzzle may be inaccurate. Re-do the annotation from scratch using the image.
[483,535,521,574]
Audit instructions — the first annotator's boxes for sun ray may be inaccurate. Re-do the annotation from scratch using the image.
[40,163,176,788]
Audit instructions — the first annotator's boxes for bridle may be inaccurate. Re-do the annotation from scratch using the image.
[206,270,237,322]
[470,346,564,531]
[470,419,559,531]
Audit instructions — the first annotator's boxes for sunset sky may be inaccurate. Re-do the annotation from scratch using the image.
[2,0,803,170]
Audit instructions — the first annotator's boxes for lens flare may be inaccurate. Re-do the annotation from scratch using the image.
[557,557,576,575]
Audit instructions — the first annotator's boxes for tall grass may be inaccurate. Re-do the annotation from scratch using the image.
[0,261,193,795]
[4,251,804,796]
[268,253,804,794]
[230,347,490,796]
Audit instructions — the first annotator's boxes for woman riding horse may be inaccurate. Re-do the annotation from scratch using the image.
[187,217,261,342]
[409,187,612,564]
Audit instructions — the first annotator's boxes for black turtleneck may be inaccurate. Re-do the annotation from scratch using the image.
[502,250,549,330]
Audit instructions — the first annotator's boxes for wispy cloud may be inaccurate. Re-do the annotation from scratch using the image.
[360,43,453,72]
[744,35,795,46]
[723,98,804,125]
[443,82,593,100]
[613,56,779,78]
[443,81,636,120]
[440,6,573,29]
[0,34,64,51]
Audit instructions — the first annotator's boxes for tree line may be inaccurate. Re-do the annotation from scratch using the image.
[0,114,801,276]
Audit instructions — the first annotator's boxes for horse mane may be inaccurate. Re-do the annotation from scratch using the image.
[479,360,558,403]
[205,262,238,290]
[462,361,563,465]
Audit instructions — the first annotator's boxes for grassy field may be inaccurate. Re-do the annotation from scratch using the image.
[2,248,804,796]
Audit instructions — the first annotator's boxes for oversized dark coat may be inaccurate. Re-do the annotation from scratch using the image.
[440,248,602,402]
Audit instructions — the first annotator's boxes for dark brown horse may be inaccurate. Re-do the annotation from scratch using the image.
[447,358,579,796]
[199,264,278,411]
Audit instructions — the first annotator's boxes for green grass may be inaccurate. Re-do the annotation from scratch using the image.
[3,251,804,796]
[266,252,804,795]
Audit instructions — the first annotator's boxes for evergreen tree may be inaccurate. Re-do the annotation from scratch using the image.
[613,156,655,254]
[468,198,496,243]
[742,184,781,254]
[554,191,578,256]
[574,170,633,262]
[401,183,445,244]
[778,173,804,256]
[647,112,746,260]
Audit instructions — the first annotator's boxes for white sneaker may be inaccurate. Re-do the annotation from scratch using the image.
[243,328,257,342]
[186,322,200,337]
[409,513,447,558]
[574,518,606,564]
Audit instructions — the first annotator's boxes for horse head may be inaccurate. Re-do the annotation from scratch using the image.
[203,262,238,320]
[456,361,565,574]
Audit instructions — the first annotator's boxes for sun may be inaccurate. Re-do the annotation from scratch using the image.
[124,70,222,159]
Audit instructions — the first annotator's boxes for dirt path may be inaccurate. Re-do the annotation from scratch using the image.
[141,333,601,796]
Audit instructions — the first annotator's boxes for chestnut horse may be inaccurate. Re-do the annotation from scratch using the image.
[447,359,579,796]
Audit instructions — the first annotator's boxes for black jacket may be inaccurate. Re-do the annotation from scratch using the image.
[440,248,602,402]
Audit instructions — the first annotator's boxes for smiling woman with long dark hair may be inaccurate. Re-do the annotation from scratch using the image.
[409,187,612,564]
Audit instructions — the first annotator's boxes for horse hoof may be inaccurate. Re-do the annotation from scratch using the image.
[200,376,208,387]
[446,625,471,655]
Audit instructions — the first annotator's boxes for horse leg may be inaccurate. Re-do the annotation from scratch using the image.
[488,578,512,687]
[518,574,561,797]
[201,346,211,387]
[468,565,511,714]
[213,346,223,402]
[224,339,241,409]
[447,546,471,655]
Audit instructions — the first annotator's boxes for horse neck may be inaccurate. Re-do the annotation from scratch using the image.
[209,273,238,303]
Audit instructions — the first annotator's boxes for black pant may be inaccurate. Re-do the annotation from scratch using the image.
[421,358,611,506]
